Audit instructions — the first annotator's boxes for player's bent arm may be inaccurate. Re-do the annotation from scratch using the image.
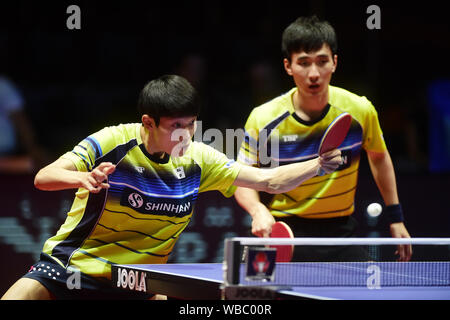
[234,187,265,214]
[234,187,275,237]
[34,158,115,193]
[34,158,81,190]
[233,149,341,194]
[366,150,399,205]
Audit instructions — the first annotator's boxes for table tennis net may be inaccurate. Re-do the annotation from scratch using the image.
[238,261,450,287]
[223,238,450,287]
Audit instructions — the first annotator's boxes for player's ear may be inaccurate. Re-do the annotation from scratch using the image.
[283,58,293,76]
[332,54,338,73]
[142,114,155,130]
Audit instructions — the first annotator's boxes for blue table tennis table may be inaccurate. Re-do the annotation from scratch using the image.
[111,262,450,300]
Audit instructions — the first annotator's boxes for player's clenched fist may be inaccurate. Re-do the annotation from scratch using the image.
[81,162,116,193]
[318,149,342,174]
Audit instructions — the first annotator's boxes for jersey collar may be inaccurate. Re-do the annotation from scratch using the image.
[288,88,331,126]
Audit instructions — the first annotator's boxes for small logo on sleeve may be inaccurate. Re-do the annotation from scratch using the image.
[174,167,185,179]
[135,166,145,173]
[225,160,236,168]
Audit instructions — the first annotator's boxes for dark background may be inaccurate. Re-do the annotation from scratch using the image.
[0,0,449,295]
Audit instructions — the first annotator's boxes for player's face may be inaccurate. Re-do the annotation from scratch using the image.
[284,43,337,97]
[153,116,197,157]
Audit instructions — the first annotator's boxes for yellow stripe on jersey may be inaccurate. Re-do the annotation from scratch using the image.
[42,123,241,279]
[238,85,386,219]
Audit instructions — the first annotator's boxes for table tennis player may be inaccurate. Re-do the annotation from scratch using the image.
[234,16,412,262]
[1,74,341,300]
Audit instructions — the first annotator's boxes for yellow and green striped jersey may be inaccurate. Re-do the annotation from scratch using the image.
[238,85,386,219]
[42,123,240,279]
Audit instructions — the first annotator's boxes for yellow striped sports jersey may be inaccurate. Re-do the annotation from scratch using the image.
[42,123,240,279]
[238,85,386,219]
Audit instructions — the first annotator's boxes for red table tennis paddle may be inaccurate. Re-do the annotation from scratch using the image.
[269,221,294,262]
[317,112,352,176]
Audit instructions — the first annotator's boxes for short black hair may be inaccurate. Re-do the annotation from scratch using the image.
[281,16,337,61]
[137,74,201,126]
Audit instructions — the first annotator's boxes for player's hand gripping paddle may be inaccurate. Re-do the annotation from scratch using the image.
[269,221,294,262]
[317,113,352,176]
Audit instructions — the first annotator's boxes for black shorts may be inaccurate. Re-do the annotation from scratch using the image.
[276,215,372,262]
[23,253,154,300]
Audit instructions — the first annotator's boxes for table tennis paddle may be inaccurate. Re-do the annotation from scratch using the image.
[317,112,352,176]
[269,221,294,262]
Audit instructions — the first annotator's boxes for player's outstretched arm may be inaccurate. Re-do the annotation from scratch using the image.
[34,158,116,193]
[233,149,341,194]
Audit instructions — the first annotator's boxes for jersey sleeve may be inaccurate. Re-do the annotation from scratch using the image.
[60,126,119,172]
[197,143,242,197]
[237,109,260,167]
[361,99,387,153]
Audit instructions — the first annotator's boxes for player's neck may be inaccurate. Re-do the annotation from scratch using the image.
[140,126,167,159]
[293,88,329,122]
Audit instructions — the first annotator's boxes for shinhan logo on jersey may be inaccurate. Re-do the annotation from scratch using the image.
[122,188,193,217]
[128,193,144,208]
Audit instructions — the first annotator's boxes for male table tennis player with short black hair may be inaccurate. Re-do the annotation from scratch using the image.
[234,16,412,262]
[1,74,341,300]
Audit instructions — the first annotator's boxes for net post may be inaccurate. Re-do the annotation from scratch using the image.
[223,238,240,285]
